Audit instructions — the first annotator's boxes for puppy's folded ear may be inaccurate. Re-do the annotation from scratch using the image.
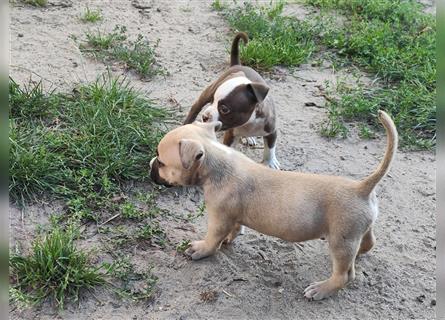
[179,139,205,170]
[247,83,269,103]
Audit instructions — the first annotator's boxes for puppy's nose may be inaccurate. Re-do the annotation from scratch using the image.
[202,114,211,123]
[150,157,156,169]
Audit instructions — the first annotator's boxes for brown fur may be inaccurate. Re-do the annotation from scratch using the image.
[150,111,398,300]
[183,33,277,164]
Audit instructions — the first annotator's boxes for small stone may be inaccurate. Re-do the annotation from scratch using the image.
[431,299,436,306]
[18,33,24,38]
[273,280,282,287]
[416,294,426,303]
[156,8,161,12]
[278,288,284,293]
[340,156,345,160]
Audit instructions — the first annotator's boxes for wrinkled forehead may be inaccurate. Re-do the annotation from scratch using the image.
[214,76,251,102]
[156,125,204,164]
[157,132,180,164]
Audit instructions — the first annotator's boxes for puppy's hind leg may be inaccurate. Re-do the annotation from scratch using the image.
[358,228,375,255]
[262,131,280,170]
[304,236,360,300]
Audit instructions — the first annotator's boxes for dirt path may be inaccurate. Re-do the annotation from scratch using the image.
[10,1,436,319]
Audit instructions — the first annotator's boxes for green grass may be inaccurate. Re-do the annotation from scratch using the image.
[185,201,206,222]
[80,6,103,23]
[217,1,436,148]
[10,227,105,309]
[103,255,158,300]
[176,239,191,253]
[220,1,317,70]
[79,25,165,78]
[9,75,168,221]
[306,0,436,148]
[211,0,226,11]
[23,0,47,6]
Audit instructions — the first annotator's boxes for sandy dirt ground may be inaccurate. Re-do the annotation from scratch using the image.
[10,1,436,319]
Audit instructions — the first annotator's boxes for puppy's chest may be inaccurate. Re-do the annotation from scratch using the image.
[233,114,268,137]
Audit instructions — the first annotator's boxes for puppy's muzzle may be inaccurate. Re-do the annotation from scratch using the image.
[149,157,173,187]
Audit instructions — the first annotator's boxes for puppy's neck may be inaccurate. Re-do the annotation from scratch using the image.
[201,146,236,189]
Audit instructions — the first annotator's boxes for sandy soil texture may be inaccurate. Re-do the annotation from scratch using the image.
[10,1,436,319]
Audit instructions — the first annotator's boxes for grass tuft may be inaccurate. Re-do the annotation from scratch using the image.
[79,25,165,78]
[211,0,226,11]
[103,255,158,300]
[80,6,103,23]
[10,227,105,309]
[23,0,47,7]
[220,1,316,70]
[306,0,436,148]
[9,75,168,218]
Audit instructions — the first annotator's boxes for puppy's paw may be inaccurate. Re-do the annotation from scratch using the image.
[241,136,257,147]
[185,240,213,260]
[303,280,336,301]
[262,158,280,170]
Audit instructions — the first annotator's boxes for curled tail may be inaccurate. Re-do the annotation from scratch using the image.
[230,32,248,66]
[358,110,398,196]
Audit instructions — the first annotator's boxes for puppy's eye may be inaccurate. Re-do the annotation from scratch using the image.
[219,104,231,115]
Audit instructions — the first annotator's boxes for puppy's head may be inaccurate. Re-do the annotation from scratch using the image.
[201,77,269,130]
[150,121,221,187]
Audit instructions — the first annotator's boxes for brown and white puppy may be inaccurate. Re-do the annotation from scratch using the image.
[150,111,398,300]
[183,32,280,169]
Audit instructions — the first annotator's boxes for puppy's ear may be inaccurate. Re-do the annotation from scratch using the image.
[247,83,269,103]
[179,139,205,170]
[194,121,222,132]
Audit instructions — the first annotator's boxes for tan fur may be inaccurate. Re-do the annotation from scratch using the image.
[150,111,398,300]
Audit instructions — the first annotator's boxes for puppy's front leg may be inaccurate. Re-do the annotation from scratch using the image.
[186,210,234,260]
[262,131,280,170]
[223,129,235,146]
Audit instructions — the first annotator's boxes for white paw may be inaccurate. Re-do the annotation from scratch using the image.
[185,240,212,260]
[303,280,334,301]
[241,136,257,147]
[262,157,280,170]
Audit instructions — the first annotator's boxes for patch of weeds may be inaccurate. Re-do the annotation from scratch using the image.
[176,239,191,253]
[79,25,165,79]
[120,199,162,220]
[211,0,226,11]
[10,227,105,309]
[186,202,205,222]
[120,202,143,219]
[22,0,47,7]
[135,223,166,247]
[305,0,436,148]
[219,1,317,70]
[358,124,375,140]
[103,255,158,301]
[9,75,168,217]
[80,6,103,23]
[101,222,167,248]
